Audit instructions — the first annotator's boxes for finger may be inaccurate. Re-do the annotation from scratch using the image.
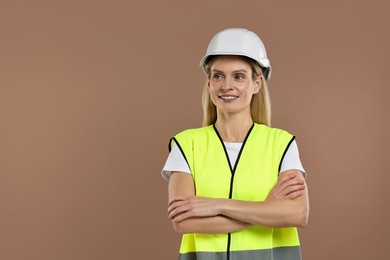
[276,174,294,185]
[278,179,305,193]
[271,179,304,198]
[169,208,185,220]
[168,196,187,206]
[285,190,305,200]
[168,204,192,220]
[172,211,193,223]
[282,184,305,198]
[282,172,299,180]
[168,200,190,215]
[168,195,191,207]
[277,174,298,188]
[283,171,304,181]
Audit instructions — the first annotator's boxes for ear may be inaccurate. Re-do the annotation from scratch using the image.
[253,75,263,94]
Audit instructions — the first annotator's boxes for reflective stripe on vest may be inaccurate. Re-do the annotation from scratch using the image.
[178,246,301,260]
[171,123,301,260]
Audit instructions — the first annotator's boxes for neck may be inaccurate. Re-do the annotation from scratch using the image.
[214,111,253,143]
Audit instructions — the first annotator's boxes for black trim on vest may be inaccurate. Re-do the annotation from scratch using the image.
[227,233,232,260]
[278,136,296,173]
[213,126,233,172]
[169,137,191,171]
[168,138,173,152]
[213,123,255,260]
[213,123,255,197]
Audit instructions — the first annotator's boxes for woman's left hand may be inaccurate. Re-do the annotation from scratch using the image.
[168,196,220,223]
[267,170,306,200]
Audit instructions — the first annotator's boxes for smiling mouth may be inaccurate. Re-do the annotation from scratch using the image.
[219,95,238,100]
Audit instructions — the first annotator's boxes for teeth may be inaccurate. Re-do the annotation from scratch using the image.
[220,96,237,100]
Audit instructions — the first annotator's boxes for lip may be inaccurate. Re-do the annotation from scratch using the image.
[218,95,239,102]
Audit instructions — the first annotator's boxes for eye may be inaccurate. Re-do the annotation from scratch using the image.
[234,74,245,81]
[211,73,224,81]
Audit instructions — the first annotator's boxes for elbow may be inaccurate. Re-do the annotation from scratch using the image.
[296,213,309,228]
[172,222,184,234]
[295,206,309,228]
[293,194,310,228]
[280,202,309,228]
[172,221,190,234]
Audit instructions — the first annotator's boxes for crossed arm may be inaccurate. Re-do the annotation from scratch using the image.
[168,170,309,234]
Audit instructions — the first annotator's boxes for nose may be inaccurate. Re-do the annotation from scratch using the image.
[221,77,233,91]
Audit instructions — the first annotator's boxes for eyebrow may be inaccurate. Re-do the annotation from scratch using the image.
[211,69,249,74]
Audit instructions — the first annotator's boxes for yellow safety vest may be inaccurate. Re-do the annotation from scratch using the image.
[170,123,301,260]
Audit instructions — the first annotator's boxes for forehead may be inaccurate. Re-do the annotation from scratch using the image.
[210,56,251,72]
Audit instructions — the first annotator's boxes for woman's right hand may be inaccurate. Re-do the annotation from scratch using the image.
[266,170,306,200]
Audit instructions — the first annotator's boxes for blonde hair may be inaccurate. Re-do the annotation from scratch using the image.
[201,56,271,127]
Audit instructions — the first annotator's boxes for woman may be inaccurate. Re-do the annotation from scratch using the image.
[162,28,309,260]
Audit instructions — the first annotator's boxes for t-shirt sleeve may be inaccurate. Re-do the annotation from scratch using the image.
[161,142,192,181]
[279,140,307,177]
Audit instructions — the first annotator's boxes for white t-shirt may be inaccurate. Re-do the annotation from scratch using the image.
[161,140,305,181]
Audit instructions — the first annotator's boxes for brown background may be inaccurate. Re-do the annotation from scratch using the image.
[1,0,389,259]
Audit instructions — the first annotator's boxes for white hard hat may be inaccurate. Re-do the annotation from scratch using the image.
[200,28,272,80]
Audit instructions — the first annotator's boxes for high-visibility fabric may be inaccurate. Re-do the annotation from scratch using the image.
[171,123,301,260]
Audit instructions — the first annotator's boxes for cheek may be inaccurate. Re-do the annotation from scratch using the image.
[239,85,252,95]
[207,86,218,102]
[208,83,219,95]
[240,86,256,102]
[209,92,219,103]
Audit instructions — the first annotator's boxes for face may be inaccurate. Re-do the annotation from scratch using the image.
[208,56,262,115]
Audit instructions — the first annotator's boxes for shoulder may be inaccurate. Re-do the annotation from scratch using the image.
[174,125,214,140]
[169,126,213,150]
[170,126,214,157]
[253,124,296,152]
[253,123,293,139]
